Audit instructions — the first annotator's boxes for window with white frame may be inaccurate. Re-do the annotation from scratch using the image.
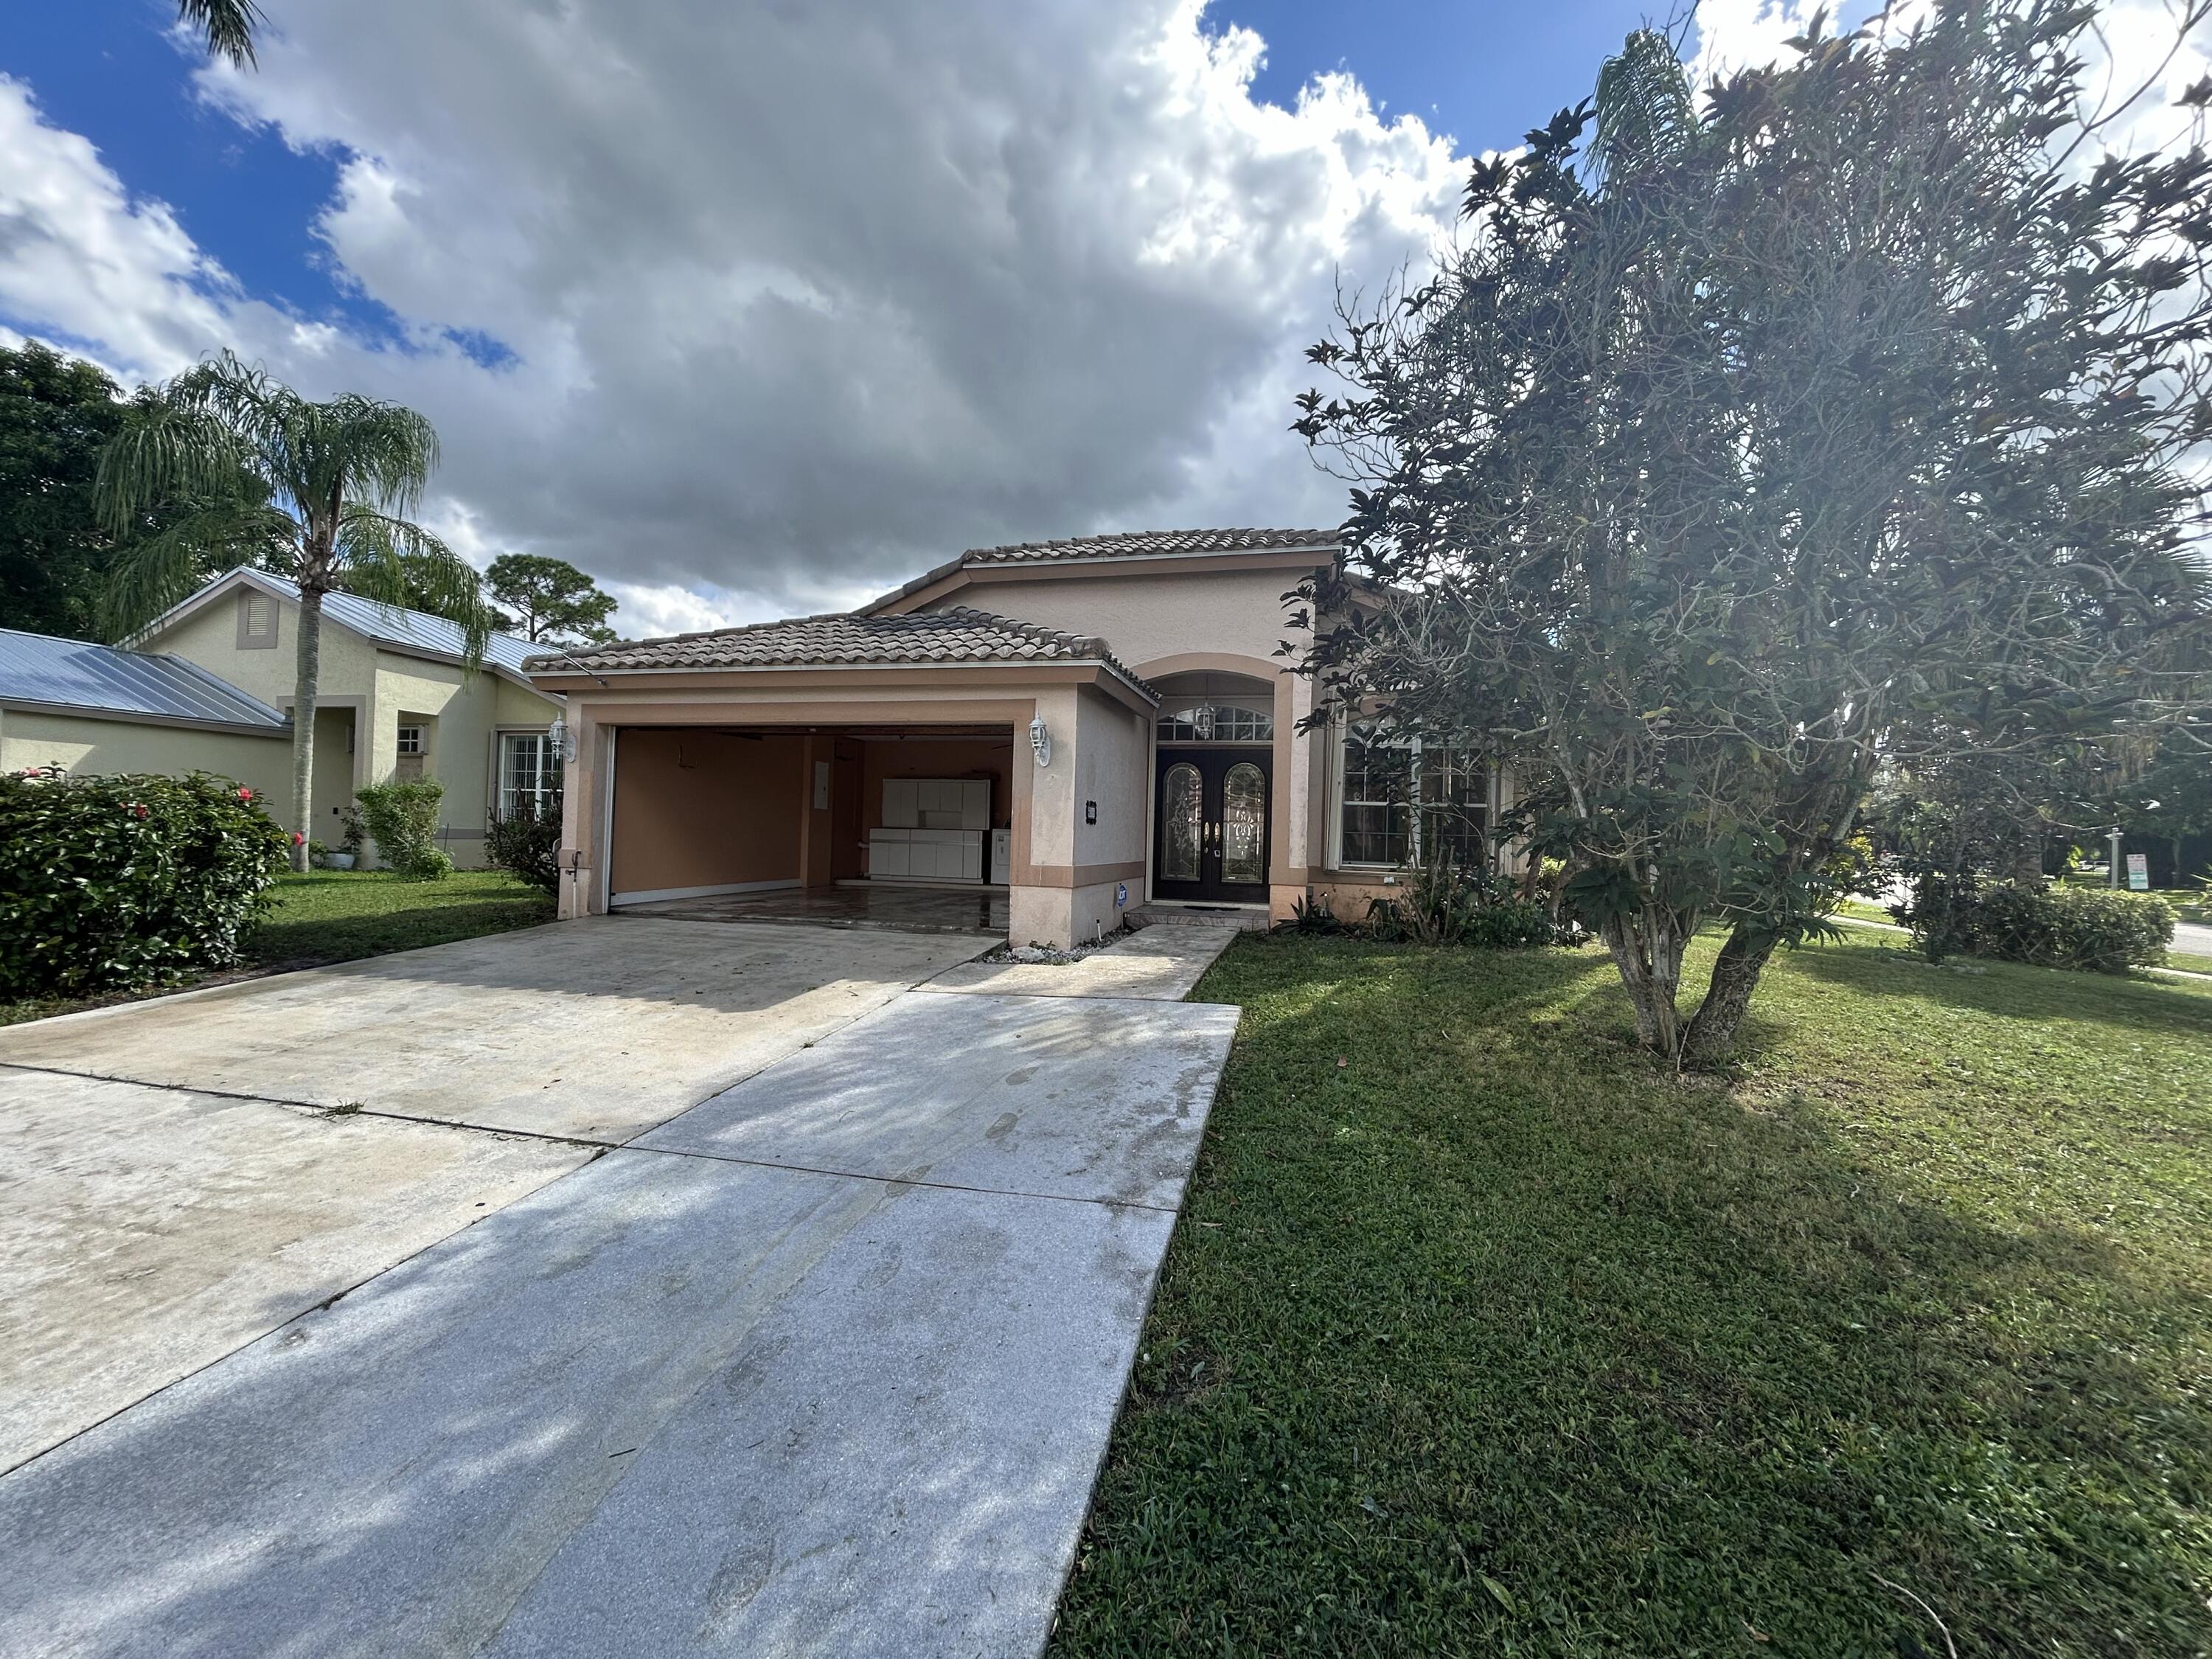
[1336,725,1489,869]
[1157,703,1274,744]
[394,724,425,756]
[498,732,560,819]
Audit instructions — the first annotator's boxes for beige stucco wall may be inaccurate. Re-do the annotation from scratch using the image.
[937,563,1332,913]
[1008,683,1148,945]
[0,708,293,826]
[145,585,562,871]
[608,728,807,900]
[944,566,1307,670]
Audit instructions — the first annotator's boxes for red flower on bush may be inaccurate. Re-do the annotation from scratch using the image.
[237,787,254,801]
[130,804,149,819]
[291,831,305,846]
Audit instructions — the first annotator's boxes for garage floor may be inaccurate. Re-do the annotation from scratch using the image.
[0,917,1241,1658]
[620,881,1011,936]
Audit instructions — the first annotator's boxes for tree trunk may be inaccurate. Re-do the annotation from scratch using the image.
[1599,905,1693,1060]
[2008,814,2045,886]
[1681,925,1782,1069]
[289,585,324,874]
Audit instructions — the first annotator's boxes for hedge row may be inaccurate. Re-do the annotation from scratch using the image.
[0,767,291,1001]
[1896,879,2174,973]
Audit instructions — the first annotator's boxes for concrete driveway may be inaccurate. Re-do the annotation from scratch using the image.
[0,916,1239,1657]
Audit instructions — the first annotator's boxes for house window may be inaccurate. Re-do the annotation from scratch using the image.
[237,591,278,650]
[1157,703,1274,743]
[394,722,428,780]
[1338,726,1489,869]
[498,732,560,818]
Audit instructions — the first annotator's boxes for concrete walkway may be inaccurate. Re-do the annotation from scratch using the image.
[0,917,1245,1657]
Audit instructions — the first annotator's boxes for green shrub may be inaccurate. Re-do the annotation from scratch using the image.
[1901,879,2173,973]
[484,796,562,894]
[354,779,451,880]
[1364,860,1568,948]
[0,765,291,999]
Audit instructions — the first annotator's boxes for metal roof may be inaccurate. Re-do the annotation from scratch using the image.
[248,576,542,677]
[524,605,1156,697]
[0,628,291,731]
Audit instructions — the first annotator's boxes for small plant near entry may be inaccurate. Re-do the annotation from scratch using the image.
[485,794,563,895]
[1365,860,1568,950]
[0,765,290,999]
[1896,882,2174,975]
[338,806,366,860]
[1288,894,1343,935]
[354,779,452,880]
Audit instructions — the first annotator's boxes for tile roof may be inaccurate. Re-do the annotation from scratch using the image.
[0,627,291,731]
[524,605,1155,695]
[863,526,1339,613]
[960,527,1339,564]
[248,576,543,678]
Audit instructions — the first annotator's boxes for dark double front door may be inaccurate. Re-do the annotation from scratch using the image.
[1152,748,1270,903]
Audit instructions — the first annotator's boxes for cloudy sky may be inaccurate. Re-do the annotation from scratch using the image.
[4,1,2197,637]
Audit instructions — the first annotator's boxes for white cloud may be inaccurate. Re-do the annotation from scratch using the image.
[1,2,1473,639]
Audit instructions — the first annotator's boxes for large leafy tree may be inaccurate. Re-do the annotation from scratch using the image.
[483,553,619,646]
[1,339,273,640]
[97,353,493,871]
[1295,1,2212,1066]
[0,342,128,639]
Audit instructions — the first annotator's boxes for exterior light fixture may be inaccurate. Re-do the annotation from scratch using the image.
[1029,716,1052,767]
[548,718,577,764]
[1194,705,1215,740]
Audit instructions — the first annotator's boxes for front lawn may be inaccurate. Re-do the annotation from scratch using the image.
[1052,931,2212,1657]
[0,869,553,1027]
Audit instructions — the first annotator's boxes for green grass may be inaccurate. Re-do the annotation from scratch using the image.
[2166,950,2212,977]
[1051,931,2212,1658]
[0,869,552,1027]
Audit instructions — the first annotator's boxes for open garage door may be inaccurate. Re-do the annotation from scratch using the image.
[605,723,1015,933]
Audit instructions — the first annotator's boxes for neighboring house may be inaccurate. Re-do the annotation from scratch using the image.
[131,571,565,866]
[527,529,1513,947]
[0,627,293,802]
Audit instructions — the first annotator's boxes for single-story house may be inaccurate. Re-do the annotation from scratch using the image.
[526,529,1512,948]
[128,570,565,865]
[1,627,293,801]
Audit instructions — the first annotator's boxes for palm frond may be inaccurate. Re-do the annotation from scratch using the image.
[94,397,256,541]
[97,502,299,641]
[176,0,266,69]
[1593,29,1698,181]
[336,507,493,668]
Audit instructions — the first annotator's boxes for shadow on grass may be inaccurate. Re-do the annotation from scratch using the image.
[246,900,553,970]
[1786,932,2212,1040]
[1052,934,2212,1658]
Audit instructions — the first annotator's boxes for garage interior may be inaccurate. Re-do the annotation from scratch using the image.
[605,724,1018,934]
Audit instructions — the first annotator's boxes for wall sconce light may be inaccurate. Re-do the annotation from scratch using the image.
[548,719,577,764]
[1029,716,1052,767]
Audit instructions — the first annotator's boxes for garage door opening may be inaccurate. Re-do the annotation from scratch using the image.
[603,724,1015,936]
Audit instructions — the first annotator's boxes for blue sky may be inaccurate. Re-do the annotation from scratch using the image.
[0,1,1707,631]
[5,1,1660,358]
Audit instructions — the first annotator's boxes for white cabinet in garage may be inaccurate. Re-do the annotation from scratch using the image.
[869,778,991,884]
[880,778,990,830]
[866,827,984,882]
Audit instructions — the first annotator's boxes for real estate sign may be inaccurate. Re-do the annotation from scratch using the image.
[2127,853,2151,891]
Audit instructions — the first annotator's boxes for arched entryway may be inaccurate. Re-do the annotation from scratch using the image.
[1150,673,1274,904]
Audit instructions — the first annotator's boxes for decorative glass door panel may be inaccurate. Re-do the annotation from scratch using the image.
[1152,748,1270,902]
[1221,762,1266,885]
[1161,762,1203,883]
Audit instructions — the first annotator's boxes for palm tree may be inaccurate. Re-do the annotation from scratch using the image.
[177,0,267,69]
[96,352,493,872]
